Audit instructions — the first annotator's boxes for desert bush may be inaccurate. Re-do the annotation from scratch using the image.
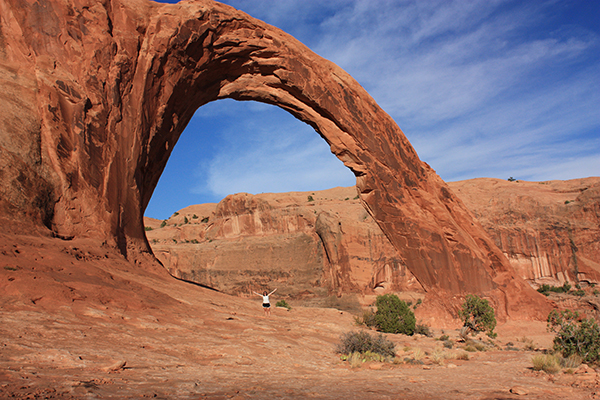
[547,309,600,365]
[160,220,167,228]
[537,282,572,296]
[456,352,470,361]
[443,340,454,349]
[532,354,561,373]
[336,331,396,358]
[276,300,291,310]
[560,354,583,369]
[458,294,497,337]
[307,195,314,202]
[354,309,377,328]
[414,323,432,337]
[374,294,416,335]
[439,334,450,341]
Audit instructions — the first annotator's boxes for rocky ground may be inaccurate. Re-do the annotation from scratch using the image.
[2,229,599,399]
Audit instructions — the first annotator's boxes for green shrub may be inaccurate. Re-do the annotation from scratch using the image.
[538,282,573,296]
[547,309,600,365]
[336,331,396,358]
[307,195,314,202]
[201,217,209,223]
[458,294,497,337]
[184,216,189,224]
[144,226,153,231]
[374,294,416,335]
[275,300,291,310]
[160,220,167,228]
[571,289,585,297]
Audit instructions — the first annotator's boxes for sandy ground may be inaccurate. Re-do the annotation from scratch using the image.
[1,230,599,399]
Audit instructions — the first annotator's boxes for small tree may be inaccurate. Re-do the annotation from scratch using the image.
[459,294,497,337]
[374,294,416,335]
[547,309,600,365]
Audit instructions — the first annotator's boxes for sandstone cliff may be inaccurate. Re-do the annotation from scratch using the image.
[448,177,600,287]
[145,187,423,301]
[146,177,599,302]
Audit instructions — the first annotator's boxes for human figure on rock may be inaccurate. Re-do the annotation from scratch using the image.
[253,288,277,317]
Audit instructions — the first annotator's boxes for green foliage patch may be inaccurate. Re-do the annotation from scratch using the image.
[374,294,416,335]
[547,309,600,365]
[458,294,497,338]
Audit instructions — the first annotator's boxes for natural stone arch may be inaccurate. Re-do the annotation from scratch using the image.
[0,0,549,319]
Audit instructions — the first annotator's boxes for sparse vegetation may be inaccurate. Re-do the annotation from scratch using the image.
[144,226,153,231]
[307,195,314,202]
[374,294,416,335]
[4,266,18,271]
[414,323,432,337]
[547,309,600,365]
[184,216,189,224]
[173,212,179,217]
[508,177,516,182]
[458,294,497,338]
[160,220,167,228]
[336,331,396,359]
[201,217,209,223]
[192,214,198,219]
[354,309,377,328]
[532,354,561,373]
[276,300,291,310]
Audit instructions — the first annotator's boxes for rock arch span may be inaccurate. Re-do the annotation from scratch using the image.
[0,0,549,319]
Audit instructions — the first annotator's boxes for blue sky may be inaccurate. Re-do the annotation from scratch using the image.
[145,0,599,219]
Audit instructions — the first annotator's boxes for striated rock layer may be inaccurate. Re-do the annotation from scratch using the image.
[448,178,600,287]
[0,0,549,319]
[145,187,423,300]
[146,177,600,304]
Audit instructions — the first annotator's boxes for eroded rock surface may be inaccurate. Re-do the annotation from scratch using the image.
[0,0,549,318]
[448,178,600,286]
[145,187,423,300]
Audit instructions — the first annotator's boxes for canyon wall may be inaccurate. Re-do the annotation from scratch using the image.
[448,178,600,287]
[146,178,600,302]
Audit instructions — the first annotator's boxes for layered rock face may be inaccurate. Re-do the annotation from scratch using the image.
[146,177,599,302]
[448,178,600,287]
[145,187,423,300]
[0,0,550,319]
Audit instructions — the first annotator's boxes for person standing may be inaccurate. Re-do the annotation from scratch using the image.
[253,288,277,317]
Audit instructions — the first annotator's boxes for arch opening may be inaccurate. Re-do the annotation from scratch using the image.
[144,99,356,220]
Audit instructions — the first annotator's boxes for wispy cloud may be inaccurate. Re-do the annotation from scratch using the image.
[146,0,599,218]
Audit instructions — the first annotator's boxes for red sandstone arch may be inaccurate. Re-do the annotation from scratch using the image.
[0,0,549,319]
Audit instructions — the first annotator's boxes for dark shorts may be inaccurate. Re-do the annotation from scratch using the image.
[263,303,270,308]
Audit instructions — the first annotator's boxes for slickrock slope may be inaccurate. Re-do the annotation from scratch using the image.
[0,0,549,318]
[448,178,600,286]
[145,187,424,301]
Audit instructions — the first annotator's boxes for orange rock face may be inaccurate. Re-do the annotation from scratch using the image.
[145,187,423,300]
[0,0,550,319]
[448,178,600,287]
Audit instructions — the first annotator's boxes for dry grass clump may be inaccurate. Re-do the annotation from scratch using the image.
[531,354,561,374]
[337,331,396,358]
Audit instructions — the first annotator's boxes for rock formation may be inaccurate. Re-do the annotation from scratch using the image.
[448,178,600,287]
[0,0,550,319]
[145,187,423,301]
[146,178,599,304]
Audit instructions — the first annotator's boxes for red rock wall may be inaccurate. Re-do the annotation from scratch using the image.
[146,188,423,299]
[0,0,550,319]
[449,178,600,287]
